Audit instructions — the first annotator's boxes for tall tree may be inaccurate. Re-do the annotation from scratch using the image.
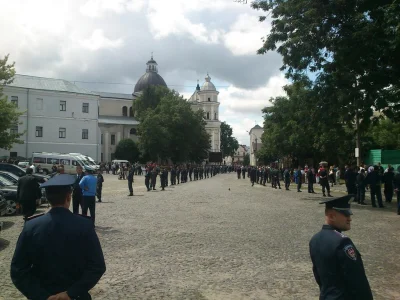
[114,139,140,163]
[137,86,210,163]
[0,54,24,150]
[243,153,250,166]
[220,121,239,157]
[133,86,177,118]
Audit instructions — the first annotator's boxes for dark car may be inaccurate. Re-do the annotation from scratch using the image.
[0,171,19,185]
[0,193,7,217]
[0,177,18,215]
[0,163,49,183]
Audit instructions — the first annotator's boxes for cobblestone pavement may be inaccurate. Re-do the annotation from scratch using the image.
[1,173,399,300]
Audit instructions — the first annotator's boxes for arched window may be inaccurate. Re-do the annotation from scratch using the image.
[214,112,217,120]
[122,106,127,116]
[129,107,133,117]
[206,112,210,119]
[130,128,137,135]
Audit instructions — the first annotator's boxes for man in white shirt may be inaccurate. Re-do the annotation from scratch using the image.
[30,164,36,173]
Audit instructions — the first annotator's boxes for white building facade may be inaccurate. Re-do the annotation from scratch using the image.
[188,74,221,152]
[249,125,263,166]
[1,75,100,160]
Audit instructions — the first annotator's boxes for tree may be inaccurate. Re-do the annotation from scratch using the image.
[133,86,176,118]
[252,0,400,163]
[137,86,210,163]
[243,153,250,166]
[114,139,140,163]
[220,121,239,157]
[369,119,400,150]
[0,54,24,150]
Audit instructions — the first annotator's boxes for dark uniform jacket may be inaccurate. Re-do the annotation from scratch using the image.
[16,174,41,205]
[309,224,373,300]
[73,174,84,197]
[11,207,106,300]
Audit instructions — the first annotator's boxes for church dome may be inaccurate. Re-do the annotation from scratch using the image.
[134,56,167,93]
[201,73,216,91]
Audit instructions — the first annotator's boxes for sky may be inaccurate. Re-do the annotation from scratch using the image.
[0,0,288,145]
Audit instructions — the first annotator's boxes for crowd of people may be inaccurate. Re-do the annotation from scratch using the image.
[233,162,400,215]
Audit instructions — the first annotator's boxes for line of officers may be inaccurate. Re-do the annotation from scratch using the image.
[143,165,222,191]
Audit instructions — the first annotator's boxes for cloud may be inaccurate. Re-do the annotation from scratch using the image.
[0,0,286,145]
[81,29,124,51]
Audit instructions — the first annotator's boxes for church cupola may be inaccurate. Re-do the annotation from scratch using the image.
[146,54,158,73]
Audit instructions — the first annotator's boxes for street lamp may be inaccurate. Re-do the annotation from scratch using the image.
[246,130,258,166]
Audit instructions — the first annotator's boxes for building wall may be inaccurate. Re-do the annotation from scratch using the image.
[99,98,133,116]
[0,86,99,160]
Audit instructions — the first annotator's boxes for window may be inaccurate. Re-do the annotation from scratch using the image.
[36,126,43,137]
[130,128,137,135]
[72,160,79,166]
[101,153,104,162]
[60,159,70,165]
[59,127,66,138]
[11,96,18,107]
[82,129,88,139]
[101,134,103,145]
[36,98,43,110]
[47,158,59,164]
[10,124,18,134]
[208,97,211,102]
[60,100,66,111]
[10,152,17,158]
[33,157,46,164]
[129,107,133,117]
[122,106,127,116]
[206,112,210,119]
[82,103,89,113]
[111,134,116,145]
[215,112,217,120]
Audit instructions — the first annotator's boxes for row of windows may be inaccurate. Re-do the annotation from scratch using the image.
[35,126,89,139]
[100,129,137,145]
[204,112,218,120]
[9,96,90,113]
[122,106,133,117]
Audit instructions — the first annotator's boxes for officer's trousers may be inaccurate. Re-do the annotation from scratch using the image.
[357,185,365,203]
[321,179,330,195]
[384,183,393,202]
[82,196,96,225]
[151,177,157,189]
[297,181,302,191]
[284,178,290,190]
[96,186,102,201]
[237,172,241,179]
[128,180,133,194]
[145,177,150,191]
[308,181,314,192]
[370,185,383,207]
[72,194,82,214]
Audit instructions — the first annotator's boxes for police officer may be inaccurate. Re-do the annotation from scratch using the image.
[127,165,134,196]
[144,168,151,191]
[309,195,373,300]
[72,166,84,214]
[79,167,97,225]
[96,169,104,202]
[11,174,106,300]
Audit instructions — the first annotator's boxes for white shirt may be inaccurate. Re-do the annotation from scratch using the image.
[30,164,36,173]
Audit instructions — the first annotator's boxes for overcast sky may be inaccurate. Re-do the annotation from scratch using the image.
[0,0,287,145]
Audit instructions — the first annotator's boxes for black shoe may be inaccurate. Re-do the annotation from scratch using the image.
[312,191,316,193]
[97,200,102,202]
[323,194,326,197]
[328,194,333,197]
[379,205,385,208]
[297,190,301,192]
[360,202,367,205]
[128,194,133,196]
[372,205,377,207]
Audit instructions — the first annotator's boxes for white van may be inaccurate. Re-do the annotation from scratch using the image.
[112,160,129,165]
[69,153,99,169]
[31,153,89,175]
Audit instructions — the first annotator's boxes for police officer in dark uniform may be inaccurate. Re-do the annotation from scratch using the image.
[250,167,256,186]
[11,174,106,300]
[144,168,151,191]
[151,167,157,190]
[309,195,373,300]
[127,165,134,196]
[96,170,104,202]
[176,167,181,184]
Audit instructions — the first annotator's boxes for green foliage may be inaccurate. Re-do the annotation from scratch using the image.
[114,139,140,163]
[133,86,176,118]
[136,86,210,163]
[369,119,400,150]
[243,153,250,166]
[0,54,24,150]
[220,121,239,157]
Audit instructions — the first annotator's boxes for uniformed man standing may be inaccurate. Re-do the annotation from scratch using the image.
[151,167,158,190]
[72,166,84,214]
[309,195,373,300]
[127,165,134,196]
[16,167,42,220]
[11,174,106,300]
[144,168,151,191]
[96,170,104,202]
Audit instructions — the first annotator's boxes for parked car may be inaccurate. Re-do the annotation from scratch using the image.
[0,171,19,185]
[0,163,49,183]
[0,177,18,215]
[0,193,7,217]
[17,161,30,169]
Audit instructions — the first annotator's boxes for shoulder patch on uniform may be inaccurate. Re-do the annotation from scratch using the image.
[333,230,347,238]
[25,213,45,221]
[343,244,357,261]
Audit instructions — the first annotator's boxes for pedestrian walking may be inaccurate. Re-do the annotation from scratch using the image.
[127,165,134,196]
[72,166,84,214]
[11,174,106,300]
[79,167,98,225]
[96,170,104,202]
[309,195,373,300]
[16,167,42,220]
